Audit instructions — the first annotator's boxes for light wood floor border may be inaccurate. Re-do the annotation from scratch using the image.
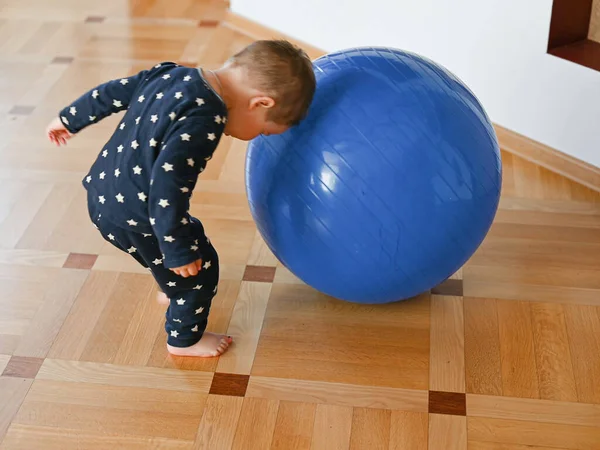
[223,11,600,194]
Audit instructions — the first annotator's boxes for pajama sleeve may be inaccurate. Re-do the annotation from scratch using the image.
[57,68,150,134]
[148,116,220,269]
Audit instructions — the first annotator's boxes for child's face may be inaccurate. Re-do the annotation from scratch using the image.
[224,95,289,141]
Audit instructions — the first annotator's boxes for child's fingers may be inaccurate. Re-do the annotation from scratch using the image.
[195,260,203,271]
[187,265,198,277]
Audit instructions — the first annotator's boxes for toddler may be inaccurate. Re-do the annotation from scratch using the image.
[46,40,316,357]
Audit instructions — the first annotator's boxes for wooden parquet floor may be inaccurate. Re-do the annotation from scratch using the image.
[1,1,599,448]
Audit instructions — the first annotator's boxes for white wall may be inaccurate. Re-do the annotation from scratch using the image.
[231,0,600,168]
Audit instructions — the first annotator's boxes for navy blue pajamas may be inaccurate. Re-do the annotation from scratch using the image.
[59,62,228,347]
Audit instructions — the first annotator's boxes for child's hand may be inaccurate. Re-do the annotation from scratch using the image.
[46,117,72,146]
[170,259,203,278]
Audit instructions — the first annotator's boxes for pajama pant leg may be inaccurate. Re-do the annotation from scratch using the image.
[88,201,219,348]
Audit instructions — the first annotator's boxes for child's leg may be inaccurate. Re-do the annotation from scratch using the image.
[126,225,231,358]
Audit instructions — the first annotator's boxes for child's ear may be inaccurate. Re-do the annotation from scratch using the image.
[249,96,275,111]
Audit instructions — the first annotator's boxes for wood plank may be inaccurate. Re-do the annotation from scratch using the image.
[14,268,87,358]
[530,302,578,401]
[389,411,428,450]
[464,297,502,395]
[430,295,465,393]
[468,417,600,449]
[0,377,33,442]
[349,407,391,450]
[194,395,244,450]
[231,397,279,450]
[428,414,467,450]
[310,404,353,450]
[270,401,316,450]
[216,281,272,374]
[467,394,600,427]
[246,376,428,411]
[564,304,600,404]
[496,300,540,399]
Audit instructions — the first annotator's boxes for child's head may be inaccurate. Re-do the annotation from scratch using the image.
[217,39,316,141]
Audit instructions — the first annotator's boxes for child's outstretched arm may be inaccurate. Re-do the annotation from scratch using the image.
[52,68,152,138]
[148,114,221,273]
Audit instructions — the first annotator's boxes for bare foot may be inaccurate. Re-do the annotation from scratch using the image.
[167,332,233,358]
[156,291,169,306]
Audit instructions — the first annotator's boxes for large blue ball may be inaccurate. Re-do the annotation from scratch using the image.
[245,47,501,304]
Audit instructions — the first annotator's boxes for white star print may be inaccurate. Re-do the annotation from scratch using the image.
[113,100,122,108]
[108,234,115,241]
[117,145,124,153]
[194,285,202,290]
[169,112,176,120]
[149,138,157,147]
[89,116,96,122]
[127,219,138,226]
[156,92,164,99]
[119,123,125,130]
[152,258,162,265]
[183,75,192,81]
[180,187,190,193]
[207,133,216,141]
[162,163,173,172]
[151,115,158,123]
[136,117,141,125]
[150,217,156,225]
[102,149,108,157]
[120,78,129,85]
[181,218,189,225]
[176,298,185,305]
[131,140,139,149]
[195,307,204,315]
[204,261,212,269]
[99,171,106,180]
[180,133,191,141]
[191,325,199,332]
[155,63,162,68]
[196,98,205,106]
[173,319,182,323]
[138,192,147,202]
[116,193,124,203]
[127,246,137,253]
[143,233,152,237]
[138,95,145,103]
[178,116,186,122]
[191,245,198,251]
[214,115,222,124]
[164,236,175,243]
[167,281,176,287]
[99,196,105,204]
[92,90,99,99]
[213,286,218,294]
[86,176,92,183]
[61,116,69,125]
[223,117,227,123]
[174,92,183,99]
[158,199,170,208]
[187,158,195,167]
[170,330,179,338]
[162,74,170,80]
[69,106,77,116]
[114,168,121,177]
[133,166,142,175]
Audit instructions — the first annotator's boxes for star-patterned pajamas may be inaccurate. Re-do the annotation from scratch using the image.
[59,62,227,347]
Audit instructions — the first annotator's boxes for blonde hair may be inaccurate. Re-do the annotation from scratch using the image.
[229,39,316,126]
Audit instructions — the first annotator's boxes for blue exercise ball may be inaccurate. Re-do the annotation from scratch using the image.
[245,47,501,304]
